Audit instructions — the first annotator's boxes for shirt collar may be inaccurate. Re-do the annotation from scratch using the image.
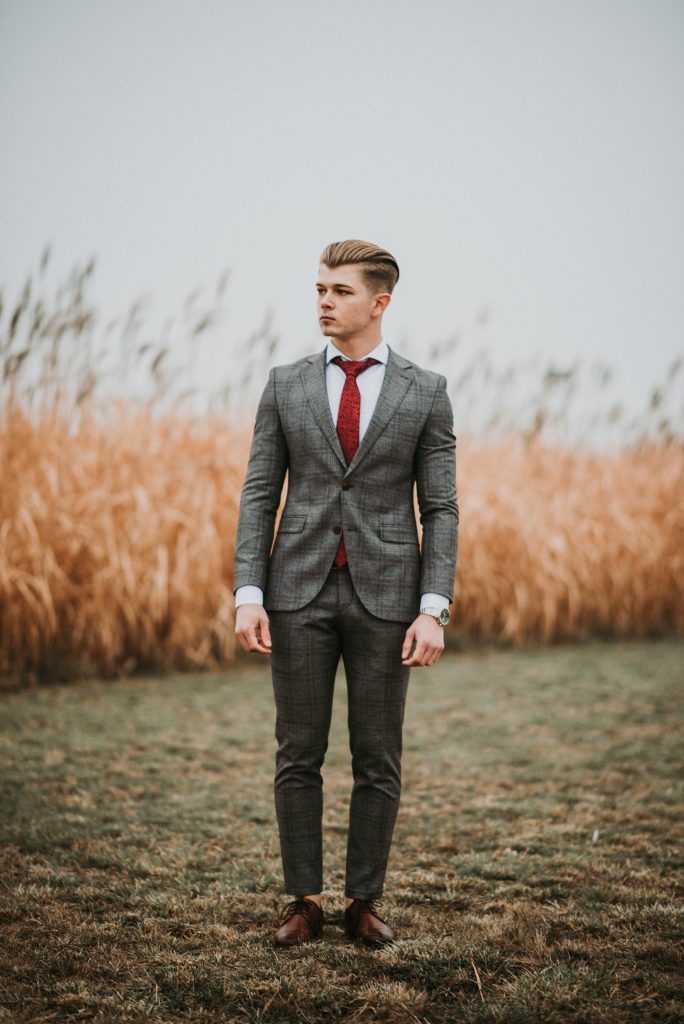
[325,338,388,365]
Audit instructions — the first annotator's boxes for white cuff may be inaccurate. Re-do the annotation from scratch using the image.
[420,592,450,612]
[235,585,264,607]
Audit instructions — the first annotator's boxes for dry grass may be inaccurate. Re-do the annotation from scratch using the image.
[1,403,682,681]
[1,251,682,681]
[0,401,250,678]
[1,639,682,1022]
[454,436,684,644]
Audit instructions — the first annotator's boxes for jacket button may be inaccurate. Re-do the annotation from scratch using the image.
[332,525,342,534]
[341,481,351,490]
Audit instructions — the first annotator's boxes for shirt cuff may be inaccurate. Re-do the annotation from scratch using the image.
[235,585,264,607]
[420,592,450,611]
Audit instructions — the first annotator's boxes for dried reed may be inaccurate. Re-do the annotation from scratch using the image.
[1,251,682,680]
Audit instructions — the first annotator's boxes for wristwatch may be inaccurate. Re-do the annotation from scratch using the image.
[420,605,450,626]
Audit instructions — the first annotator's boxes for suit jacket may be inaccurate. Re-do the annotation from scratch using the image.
[233,343,459,622]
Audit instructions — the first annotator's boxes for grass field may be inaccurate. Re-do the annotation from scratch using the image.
[1,639,682,1023]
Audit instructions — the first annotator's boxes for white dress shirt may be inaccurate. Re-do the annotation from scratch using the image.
[235,337,450,615]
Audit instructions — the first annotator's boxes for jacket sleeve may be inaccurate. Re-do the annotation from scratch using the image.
[232,367,289,592]
[415,374,459,602]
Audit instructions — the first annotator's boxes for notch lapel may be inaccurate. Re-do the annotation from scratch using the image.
[301,348,347,469]
[300,345,414,478]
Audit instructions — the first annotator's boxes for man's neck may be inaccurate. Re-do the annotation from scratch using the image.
[330,336,382,361]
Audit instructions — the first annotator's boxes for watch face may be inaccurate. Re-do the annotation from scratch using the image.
[439,608,450,625]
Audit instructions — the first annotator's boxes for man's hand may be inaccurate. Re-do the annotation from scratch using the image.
[235,603,272,655]
[401,614,445,667]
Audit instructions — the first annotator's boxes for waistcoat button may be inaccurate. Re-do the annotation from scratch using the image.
[332,525,342,534]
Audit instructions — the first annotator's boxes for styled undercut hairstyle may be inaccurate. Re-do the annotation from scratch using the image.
[319,239,400,296]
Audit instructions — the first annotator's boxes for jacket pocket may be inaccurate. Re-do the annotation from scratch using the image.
[277,514,307,533]
[379,526,418,544]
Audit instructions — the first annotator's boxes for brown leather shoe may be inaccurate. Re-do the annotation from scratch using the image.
[274,897,324,946]
[344,898,395,946]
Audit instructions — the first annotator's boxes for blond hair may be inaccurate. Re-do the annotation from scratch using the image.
[319,239,400,296]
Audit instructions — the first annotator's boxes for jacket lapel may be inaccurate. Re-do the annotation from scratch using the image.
[300,344,414,478]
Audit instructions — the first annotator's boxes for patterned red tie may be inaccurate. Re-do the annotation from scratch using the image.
[331,355,381,566]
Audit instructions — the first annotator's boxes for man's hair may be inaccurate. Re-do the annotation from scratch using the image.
[319,239,400,296]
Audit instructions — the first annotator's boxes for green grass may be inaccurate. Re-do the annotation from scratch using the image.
[1,638,682,1023]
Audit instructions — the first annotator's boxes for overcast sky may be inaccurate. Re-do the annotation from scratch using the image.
[1,0,682,431]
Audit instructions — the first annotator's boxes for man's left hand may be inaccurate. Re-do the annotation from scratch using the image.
[401,614,445,667]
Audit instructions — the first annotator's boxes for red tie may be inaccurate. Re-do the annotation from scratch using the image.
[331,355,380,566]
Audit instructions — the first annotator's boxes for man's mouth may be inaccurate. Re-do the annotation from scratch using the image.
[321,317,335,322]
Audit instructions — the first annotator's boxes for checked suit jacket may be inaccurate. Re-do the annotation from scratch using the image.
[232,344,459,623]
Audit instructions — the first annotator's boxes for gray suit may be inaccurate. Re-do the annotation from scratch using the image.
[233,343,458,899]
[234,344,458,619]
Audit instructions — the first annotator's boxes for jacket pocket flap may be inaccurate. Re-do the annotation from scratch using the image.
[277,515,307,533]
[379,526,417,543]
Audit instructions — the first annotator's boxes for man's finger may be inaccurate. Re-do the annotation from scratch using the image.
[245,625,264,653]
[250,631,271,655]
[403,641,428,666]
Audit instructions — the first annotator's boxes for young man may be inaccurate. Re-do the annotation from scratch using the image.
[233,239,458,947]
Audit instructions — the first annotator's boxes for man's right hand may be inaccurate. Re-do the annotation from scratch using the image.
[235,603,272,655]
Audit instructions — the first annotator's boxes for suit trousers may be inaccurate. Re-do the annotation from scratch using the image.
[268,560,412,900]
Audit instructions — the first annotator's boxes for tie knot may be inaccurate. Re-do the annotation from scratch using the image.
[331,355,380,378]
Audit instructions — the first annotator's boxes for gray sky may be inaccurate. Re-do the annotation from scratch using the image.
[1,0,682,430]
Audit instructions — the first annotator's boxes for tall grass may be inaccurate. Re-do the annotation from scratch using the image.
[1,249,682,682]
[453,436,683,643]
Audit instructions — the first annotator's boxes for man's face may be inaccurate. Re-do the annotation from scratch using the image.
[316,263,388,340]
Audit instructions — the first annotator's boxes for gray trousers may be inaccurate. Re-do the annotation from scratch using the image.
[268,561,413,900]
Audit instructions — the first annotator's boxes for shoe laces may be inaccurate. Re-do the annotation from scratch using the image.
[278,896,319,925]
[355,898,387,924]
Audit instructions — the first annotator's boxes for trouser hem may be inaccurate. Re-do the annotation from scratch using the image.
[283,882,323,897]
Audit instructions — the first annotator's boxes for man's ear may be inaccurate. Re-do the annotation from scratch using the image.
[372,293,391,318]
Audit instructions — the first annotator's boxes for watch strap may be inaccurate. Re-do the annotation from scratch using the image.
[420,605,448,626]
